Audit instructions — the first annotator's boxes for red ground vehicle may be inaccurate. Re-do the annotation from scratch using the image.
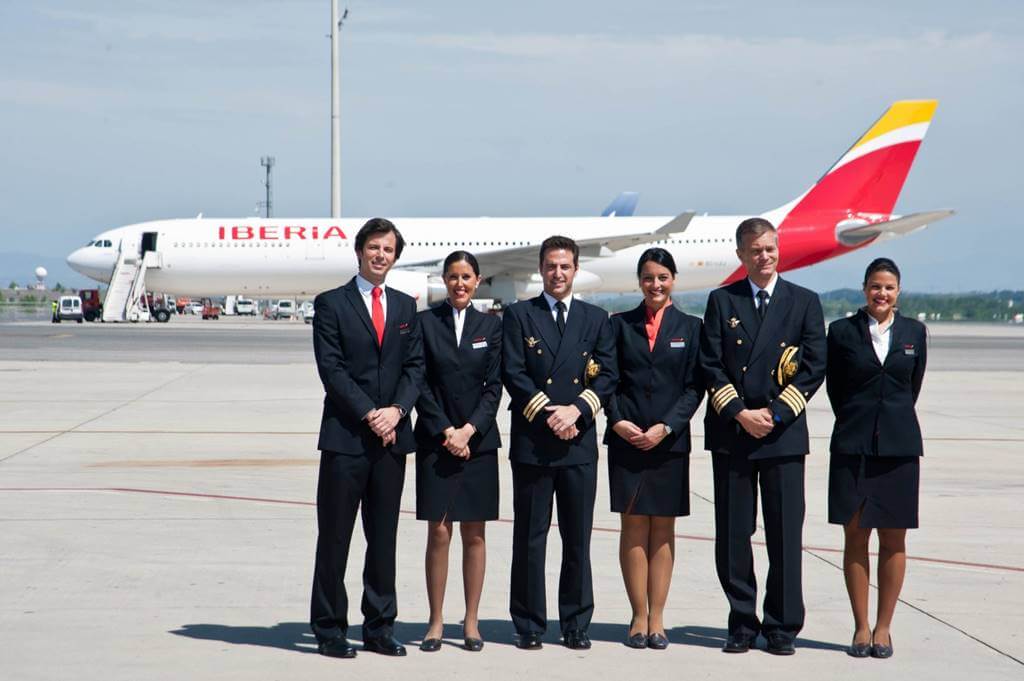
[78,289,102,322]
[201,298,221,320]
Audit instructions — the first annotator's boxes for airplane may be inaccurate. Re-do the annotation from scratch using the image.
[67,99,952,321]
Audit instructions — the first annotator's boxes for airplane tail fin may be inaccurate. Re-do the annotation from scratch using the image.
[769,100,938,223]
[601,192,640,217]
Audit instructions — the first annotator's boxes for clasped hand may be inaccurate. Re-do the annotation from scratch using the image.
[736,408,774,439]
[442,424,475,459]
[612,420,669,451]
[544,404,580,441]
[366,406,402,446]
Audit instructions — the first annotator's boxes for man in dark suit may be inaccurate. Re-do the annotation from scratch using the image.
[309,217,424,658]
[699,217,826,656]
[501,235,617,651]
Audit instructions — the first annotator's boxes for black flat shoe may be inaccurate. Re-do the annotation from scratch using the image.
[871,634,893,659]
[318,637,357,658]
[464,637,484,652]
[516,633,543,650]
[765,633,796,656]
[625,632,647,649]
[847,636,871,658]
[647,633,669,650]
[563,630,591,650]
[419,637,442,652]
[363,635,407,656]
[722,633,754,653]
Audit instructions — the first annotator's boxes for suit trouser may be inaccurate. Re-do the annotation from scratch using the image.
[510,460,597,636]
[310,449,406,642]
[711,452,805,640]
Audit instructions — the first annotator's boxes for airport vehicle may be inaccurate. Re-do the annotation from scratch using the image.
[55,295,83,323]
[236,298,256,315]
[201,299,221,320]
[274,299,296,320]
[66,100,952,313]
[175,297,190,314]
[186,301,204,315]
[298,300,315,324]
[78,289,102,322]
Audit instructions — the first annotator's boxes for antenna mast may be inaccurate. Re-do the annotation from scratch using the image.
[259,156,275,218]
[330,2,348,218]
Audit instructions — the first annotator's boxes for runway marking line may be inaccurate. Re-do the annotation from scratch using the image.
[1,485,1022,575]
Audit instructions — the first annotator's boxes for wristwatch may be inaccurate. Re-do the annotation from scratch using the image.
[391,404,407,418]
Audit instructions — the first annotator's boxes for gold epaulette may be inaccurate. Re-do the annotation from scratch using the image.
[710,384,740,414]
[524,391,551,422]
[579,388,601,417]
[776,345,799,387]
[777,383,807,416]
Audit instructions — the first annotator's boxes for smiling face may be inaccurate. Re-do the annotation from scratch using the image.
[540,248,577,299]
[639,260,675,309]
[863,270,900,321]
[737,230,779,286]
[356,231,398,285]
[444,259,481,310]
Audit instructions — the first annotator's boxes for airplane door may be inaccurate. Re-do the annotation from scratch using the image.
[141,232,158,254]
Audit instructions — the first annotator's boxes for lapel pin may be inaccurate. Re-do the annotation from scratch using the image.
[728,317,740,329]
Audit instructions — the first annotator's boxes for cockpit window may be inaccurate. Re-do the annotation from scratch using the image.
[93,241,102,247]
[85,240,95,246]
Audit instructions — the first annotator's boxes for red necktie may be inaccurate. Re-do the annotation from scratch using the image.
[371,286,385,346]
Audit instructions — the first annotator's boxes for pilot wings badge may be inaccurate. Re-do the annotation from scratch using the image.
[728,317,741,329]
[525,336,539,348]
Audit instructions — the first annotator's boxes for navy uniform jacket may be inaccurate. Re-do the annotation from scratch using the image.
[826,310,927,457]
[605,304,704,455]
[501,295,618,466]
[312,277,424,455]
[699,277,826,460]
[414,304,503,454]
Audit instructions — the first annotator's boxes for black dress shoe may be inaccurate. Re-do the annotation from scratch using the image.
[765,633,796,656]
[464,637,484,652]
[625,632,647,649]
[722,633,754,653]
[419,637,442,652]
[515,633,543,650]
[646,633,669,650]
[563,630,591,650]
[871,634,893,659]
[318,637,357,658]
[847,636,872,658]
[363,635,407,656]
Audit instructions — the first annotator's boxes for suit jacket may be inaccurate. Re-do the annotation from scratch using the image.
[699,277,826,460]
[414,304,503,454]
[501,295,618,466]
[604,303,704,455]
[826,310,927,457]
[312,277,424,455]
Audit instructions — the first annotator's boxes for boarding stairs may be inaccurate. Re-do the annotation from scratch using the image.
[102,245,161,322]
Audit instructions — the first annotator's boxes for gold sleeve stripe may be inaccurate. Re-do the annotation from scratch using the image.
[782,383,807,409]
[711,384,739,414]
[524,392,551,422]
[777,391,802,415]
[579,389,601,417]
[779,384,807,414]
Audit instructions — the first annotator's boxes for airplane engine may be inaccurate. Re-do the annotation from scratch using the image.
[385,270,430,311]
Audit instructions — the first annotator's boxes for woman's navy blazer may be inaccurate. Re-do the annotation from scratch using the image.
[604,303,704,454]
[414,303,503,454]
[826,309,927,457]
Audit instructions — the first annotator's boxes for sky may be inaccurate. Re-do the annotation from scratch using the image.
[1,0,1021,292]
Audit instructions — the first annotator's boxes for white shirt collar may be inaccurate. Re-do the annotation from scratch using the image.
[748,273,779,300]
[542,291,573,315]
[355,274,385,296]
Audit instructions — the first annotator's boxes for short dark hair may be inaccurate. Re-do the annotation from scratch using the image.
[863,257,901,286]
[735,217,777,248]
[443,250,480,276]
[539,235,579,267]
[355,217,405,259]
[636,247,677,278]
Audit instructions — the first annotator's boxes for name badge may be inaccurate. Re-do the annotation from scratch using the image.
[670,338,686,349]
[903,344,916,356]
[472,337,488,350]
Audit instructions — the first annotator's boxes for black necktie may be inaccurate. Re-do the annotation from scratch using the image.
[555,301,566,335]
[756,290,769,320]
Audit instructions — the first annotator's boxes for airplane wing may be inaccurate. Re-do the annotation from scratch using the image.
[397,212,695,278]
[836,210,954,246]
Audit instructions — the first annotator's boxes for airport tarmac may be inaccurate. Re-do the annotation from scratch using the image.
[1,318,1022,680]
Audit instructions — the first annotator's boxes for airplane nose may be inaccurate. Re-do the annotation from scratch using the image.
[66,248,87,274]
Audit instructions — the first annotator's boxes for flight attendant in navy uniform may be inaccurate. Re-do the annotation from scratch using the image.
[826,258,927,659]
[414,251,502,653]
[699,217,826,656]
[309,218,424,659]
[605,248,704,650]
[502,235,617,651]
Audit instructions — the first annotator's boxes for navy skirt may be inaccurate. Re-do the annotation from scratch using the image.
[415,448,499,522]
[608,448,690,517]
[828,453,919,529]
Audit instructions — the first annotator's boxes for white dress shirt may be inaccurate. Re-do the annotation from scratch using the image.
[355,274,387,321]
[542,291,573,323]
[748,273,779,311]
[448,300,468,346]
[868,313,893,364]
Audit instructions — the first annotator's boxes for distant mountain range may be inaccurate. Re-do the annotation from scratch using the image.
[0,251,93,290]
